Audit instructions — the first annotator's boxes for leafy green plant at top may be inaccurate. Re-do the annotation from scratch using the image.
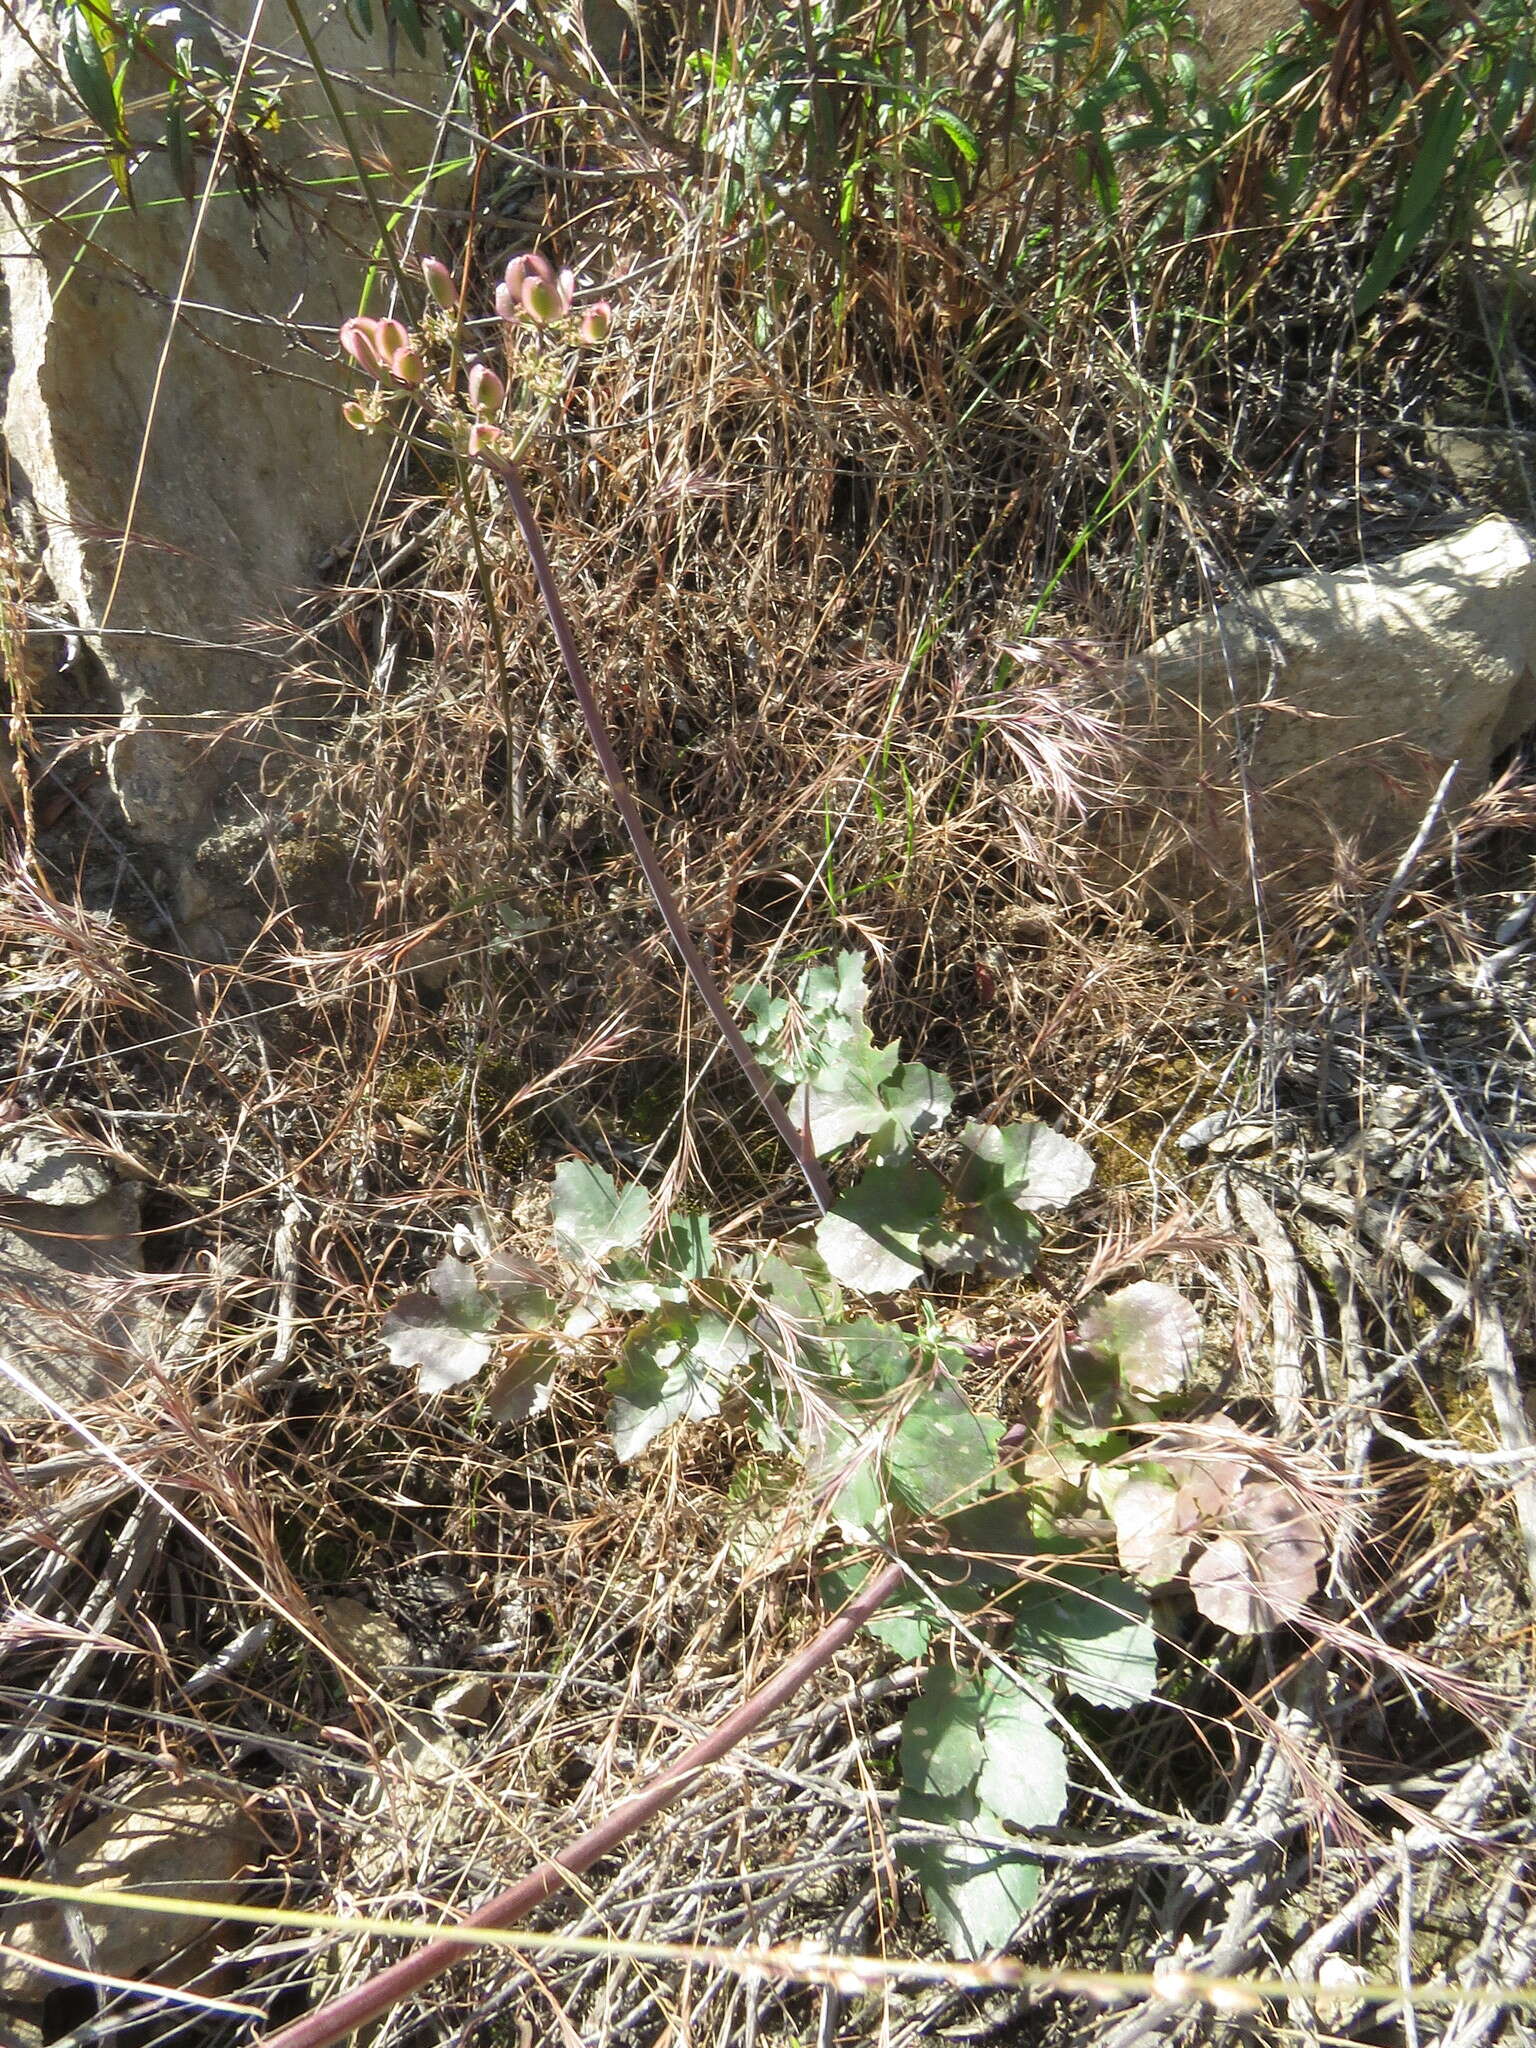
[47,0,426,211]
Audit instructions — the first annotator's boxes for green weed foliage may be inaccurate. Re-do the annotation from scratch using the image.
[45,0,1535,319]
[384,951,1328,1954]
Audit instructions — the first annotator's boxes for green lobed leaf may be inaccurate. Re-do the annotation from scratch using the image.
[942,1118,1092,1277]
[654,1212,714,1281]
[794,1394,890,1539]
[1007,1566,1158,1708]
[794,1033,902,1156]
[887,1379,1005,1522]
[552,1160,651,1265]
[899,1788,1042,1956]
[899,1663,987,1797]
[815,1159,944,1294]
[798,949,870,1042]
[955,1119,1095,1213]
[606,1304,756,1461]
[482,1339,557,1424]
[898,1664,1067,1956]
[972,1667,1070,1827]
[821,1317,916,1397]
[930,1491,1040,1595]
[871,1060,954,1155]
[821,1558,934,1658]
[481,1250,560,1329]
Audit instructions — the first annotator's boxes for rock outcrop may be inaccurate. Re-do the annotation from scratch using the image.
[1138,516,1536,917]
[0,0,453,947]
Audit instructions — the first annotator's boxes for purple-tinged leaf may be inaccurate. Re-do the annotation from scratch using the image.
[1189,1480,1326,1634]
[1077,1281,1201,1396]
[484,1340,557,1423]
[1111,1477,1194,1586]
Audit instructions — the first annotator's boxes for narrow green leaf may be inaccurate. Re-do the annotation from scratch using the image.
[388,0,429,56]
[63,12,125,145]
[163,90,194,203]
[1355,84,1468,315]
[924,105,979,164]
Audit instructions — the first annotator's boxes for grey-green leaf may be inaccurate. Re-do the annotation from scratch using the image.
[794,1035,902,1156]
[899,1788,1043,1956]
[899,1664,1067,1956]
[900,1664,988,1798]
[606,1305,755,1461]
[381,1254,500,1394]
[973,1668,1070,1827]
[552,1160,652,1264]
[815,1160,943,1294]
[957,1119,1094,1212]
[874,1061,955,1151]
[1008,1566,1158,1708]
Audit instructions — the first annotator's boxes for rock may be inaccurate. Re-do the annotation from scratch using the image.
[0,1182,142,1420]
[0,1125,113,1207]
[0,1779,264,2004]
[433,1675,492,1724]
[1138,517,1536,915]
[316,1596,415,1686]
[0,3,453,948]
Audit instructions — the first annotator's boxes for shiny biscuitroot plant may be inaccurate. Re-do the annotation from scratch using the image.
[331,271,1330,1981]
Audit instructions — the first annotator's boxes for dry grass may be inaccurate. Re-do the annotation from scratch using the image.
[2,0,1536,2040]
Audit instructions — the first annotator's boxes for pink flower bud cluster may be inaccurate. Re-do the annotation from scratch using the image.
[339,315,425,388]
[494,251,612,345]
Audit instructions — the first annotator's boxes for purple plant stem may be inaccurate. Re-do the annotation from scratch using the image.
[477,446,833,1216]
[258,1557,901,2047]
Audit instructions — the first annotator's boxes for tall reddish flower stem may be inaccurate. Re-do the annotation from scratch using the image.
[478,447,833,1217]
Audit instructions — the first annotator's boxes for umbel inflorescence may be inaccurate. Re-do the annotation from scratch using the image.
[337,251,614,456]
